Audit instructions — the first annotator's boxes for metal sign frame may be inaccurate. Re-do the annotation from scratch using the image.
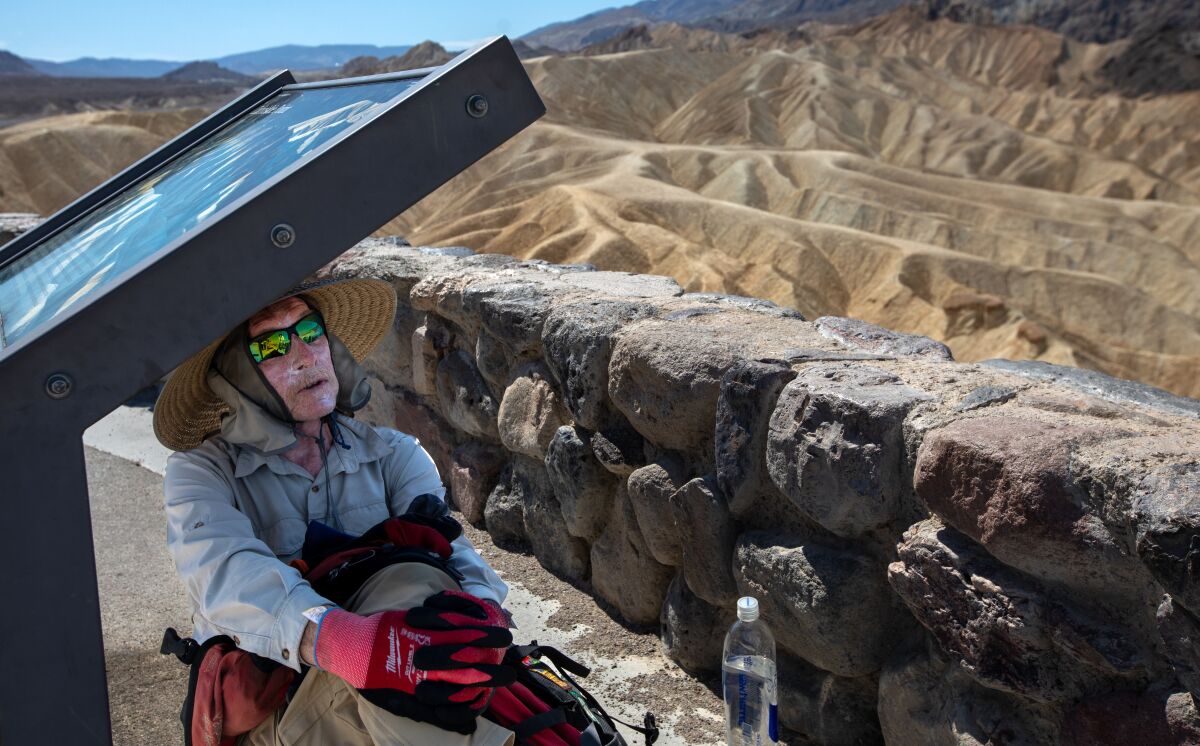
[0,36,543,743]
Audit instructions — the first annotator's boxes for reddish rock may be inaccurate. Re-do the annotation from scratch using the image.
[1061,690,1200,746]
[914,414,1146,597]
[447,442,505,524]
[889,519,1151,703]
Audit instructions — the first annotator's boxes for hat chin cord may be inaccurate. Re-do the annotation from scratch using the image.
[292,413,352,531]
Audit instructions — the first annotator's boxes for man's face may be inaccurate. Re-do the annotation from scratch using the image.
[247,297,339,422]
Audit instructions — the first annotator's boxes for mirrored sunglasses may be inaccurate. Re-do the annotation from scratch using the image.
[247,312,326,363]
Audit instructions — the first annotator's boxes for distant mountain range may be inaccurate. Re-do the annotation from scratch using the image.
[10,43,416,78]
[520,0,1200,50]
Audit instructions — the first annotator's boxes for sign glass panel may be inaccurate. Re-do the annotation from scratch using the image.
[0,77,422,349]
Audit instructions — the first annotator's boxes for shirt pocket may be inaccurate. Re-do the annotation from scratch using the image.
[337,501,391,536]
[258,516,308,559]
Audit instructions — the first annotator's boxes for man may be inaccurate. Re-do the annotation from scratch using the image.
[154,278,515,745]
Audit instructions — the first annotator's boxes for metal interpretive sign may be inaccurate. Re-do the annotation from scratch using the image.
[0,36,543,743]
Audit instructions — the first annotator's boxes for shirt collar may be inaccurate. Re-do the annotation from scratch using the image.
[231,415,392,479]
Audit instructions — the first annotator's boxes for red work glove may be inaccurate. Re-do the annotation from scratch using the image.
[313,590,514,700]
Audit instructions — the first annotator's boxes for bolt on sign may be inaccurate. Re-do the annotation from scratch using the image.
[0,37,544,744]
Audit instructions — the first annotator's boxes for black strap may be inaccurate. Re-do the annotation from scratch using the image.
[160,627,201,666]
[558,666,658,745]
[512,708,569,739]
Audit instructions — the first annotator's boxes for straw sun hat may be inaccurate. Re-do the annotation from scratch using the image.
[153,277,397,452]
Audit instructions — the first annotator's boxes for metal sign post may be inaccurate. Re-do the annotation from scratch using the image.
[0,36,544,743]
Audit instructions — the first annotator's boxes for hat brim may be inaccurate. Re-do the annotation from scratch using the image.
[153,278,397,451]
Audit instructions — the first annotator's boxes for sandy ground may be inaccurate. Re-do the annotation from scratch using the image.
[84,407,735,746]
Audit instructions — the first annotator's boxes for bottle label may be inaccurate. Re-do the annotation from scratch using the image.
[723,655,778,745]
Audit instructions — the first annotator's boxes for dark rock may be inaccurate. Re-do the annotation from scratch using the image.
[589,424,646,477]
[735,531,902,677]
[879,643,1062,745]
[462,280,559,355]
[665,306,723,321]
[889,519,1152,703]
[542,299,658,429]
[497,361,571,459]
[448,442,505,524]
[1131,460,1200,615]
[590,485,674,625]
[816,316,953,360]
[660,572,731,675]
[608,322,744,454]
[778,653,882,746]
[766,365,931,537]
[1060,689,1200,746]
[484,462,527,548]
[715,358,797,516]
[670,475,738,605]
[627,459,688,566]
[544,425,616,541]
[955,385,1017,412]
[0,213,40,246]
[983,359,1200,419]
[435,348,501,440]
[1157,595,1200,702]
[679,292,805,320]
[517,455,591,583]
[915,414,1151,599]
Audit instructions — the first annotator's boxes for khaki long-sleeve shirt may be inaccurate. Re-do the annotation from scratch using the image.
[164,412,506,673]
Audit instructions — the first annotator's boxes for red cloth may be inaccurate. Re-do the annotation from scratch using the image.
[487,682,581,746]
[191,642,295,746]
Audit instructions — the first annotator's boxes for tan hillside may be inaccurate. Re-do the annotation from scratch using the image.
[379,14,1200,398]
[1,12,1198,398]
[0,108,207,214]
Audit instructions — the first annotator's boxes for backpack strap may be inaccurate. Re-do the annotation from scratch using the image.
[511,707,569,740]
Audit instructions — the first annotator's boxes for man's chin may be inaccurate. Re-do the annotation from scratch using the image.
[288,382,338,422]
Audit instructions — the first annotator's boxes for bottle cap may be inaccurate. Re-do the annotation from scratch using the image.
[736,596,758,621]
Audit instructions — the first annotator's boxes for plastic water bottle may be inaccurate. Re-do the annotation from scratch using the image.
[722,596,778,745]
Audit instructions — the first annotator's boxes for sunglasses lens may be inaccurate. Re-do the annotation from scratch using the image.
[249,330,290,363]
[296,315,325,344]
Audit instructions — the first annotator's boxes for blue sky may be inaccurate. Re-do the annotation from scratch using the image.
[3,0,621,61]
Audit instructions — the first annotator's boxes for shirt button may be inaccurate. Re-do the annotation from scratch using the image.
[282,648,290,660]
[311,485,320,492]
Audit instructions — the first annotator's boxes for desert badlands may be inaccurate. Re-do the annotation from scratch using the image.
[2,7,1199,398]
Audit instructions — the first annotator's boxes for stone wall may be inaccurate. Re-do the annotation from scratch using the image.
[8,203,1195,744]
[319,239,1200,745]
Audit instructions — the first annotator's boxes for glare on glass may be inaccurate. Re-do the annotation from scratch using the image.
[0,77,420,350]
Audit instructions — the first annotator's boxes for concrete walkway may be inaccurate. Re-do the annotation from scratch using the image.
[84,407,728,745]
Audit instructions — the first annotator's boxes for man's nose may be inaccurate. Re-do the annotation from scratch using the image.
[290,333,317,366]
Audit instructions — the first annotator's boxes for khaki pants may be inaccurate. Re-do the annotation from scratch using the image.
[241,564,515,746]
